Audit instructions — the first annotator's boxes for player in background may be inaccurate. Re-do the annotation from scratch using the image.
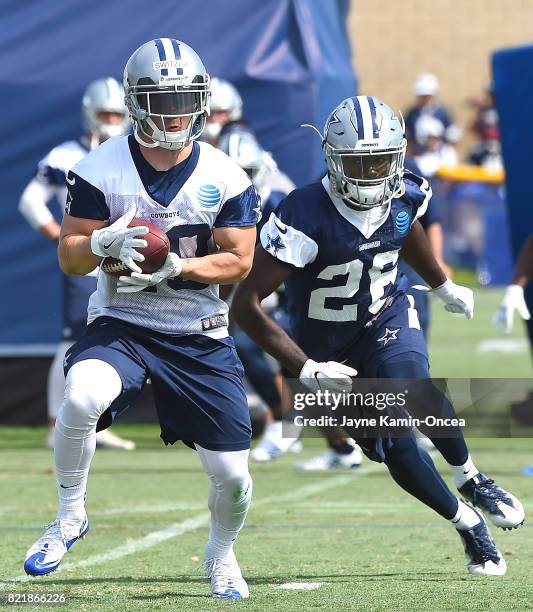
[233,96,525,576]
[18,77,134,451]
[203,77,245,146]
[23,39,259,599]
[493,233,532,333]
[218,129,301,461]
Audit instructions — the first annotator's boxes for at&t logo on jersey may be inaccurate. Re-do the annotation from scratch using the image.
[197,184,221,208]
[394,210,411,235]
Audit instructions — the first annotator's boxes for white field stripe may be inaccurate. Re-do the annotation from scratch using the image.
[160,37,177,77]
[0,466,381,586]
[94,501,205,516]
[476,338,528,354]
[358,95,374,140]
[279,582,324,590]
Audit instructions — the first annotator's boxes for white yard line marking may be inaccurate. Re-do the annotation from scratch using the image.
[476,338,528,354]
[279,582,324,590]
[93,501,205,516]
[1,466,381,587]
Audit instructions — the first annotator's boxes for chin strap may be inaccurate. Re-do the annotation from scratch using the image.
[134,128,159,149]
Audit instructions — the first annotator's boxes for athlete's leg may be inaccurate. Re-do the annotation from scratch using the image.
[195,446,253,561]
[55,359,122,521]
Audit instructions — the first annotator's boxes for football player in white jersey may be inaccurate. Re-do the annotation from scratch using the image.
[18,77,134,451]
[23,39,259,600]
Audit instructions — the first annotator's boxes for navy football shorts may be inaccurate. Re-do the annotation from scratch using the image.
[64,316,251,451]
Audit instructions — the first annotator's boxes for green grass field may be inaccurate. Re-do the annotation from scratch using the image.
[0,288,532,611]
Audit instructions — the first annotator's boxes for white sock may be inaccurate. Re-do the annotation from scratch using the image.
[450,499,480,530]
[195,446,253,560]
[450,454,479,488]
[55,360,122,522]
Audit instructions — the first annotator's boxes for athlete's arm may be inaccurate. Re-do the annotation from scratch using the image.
[402,220,474,319]
[426,221,453,278]
[58,214,106,275]
[232,246,308,375]
[492,233,533,331]
[180,226,257,284]
[510,234,533,287]
[400,220,447,288]
[18,178,61,241]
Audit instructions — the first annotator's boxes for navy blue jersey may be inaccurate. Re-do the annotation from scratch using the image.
[260,172,431,361]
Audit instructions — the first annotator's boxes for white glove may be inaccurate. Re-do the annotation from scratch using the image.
[492,284,531,333]
[299,359,358,393]
[415,278,474,319]
[91,206,148,274]
[116,252,183,293]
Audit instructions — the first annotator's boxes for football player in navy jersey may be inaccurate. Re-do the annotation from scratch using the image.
[218,130,301,461]
[233,96,524,576]
[23,39,259,599]
[18,77,134,451]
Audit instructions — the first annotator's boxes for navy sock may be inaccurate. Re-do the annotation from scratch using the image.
[384,437,458,519]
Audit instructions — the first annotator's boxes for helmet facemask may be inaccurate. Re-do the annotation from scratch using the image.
[126,76,210,150]
[326,143,406,210]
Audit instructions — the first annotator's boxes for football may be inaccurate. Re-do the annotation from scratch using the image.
[101,219,170,277]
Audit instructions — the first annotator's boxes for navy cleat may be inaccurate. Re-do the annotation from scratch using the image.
[459,473,525,530]
[456,509,507,576]
[24,515,89,576]
[205,553,249,598]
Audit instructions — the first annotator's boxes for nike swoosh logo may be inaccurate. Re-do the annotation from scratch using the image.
[33,558,59,569]
[66,175,76,186]
[103,238,117,250]
[60,483,80,489]
[274,219,287,234]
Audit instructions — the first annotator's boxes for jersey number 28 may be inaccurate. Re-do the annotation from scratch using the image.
[308,252,398,321]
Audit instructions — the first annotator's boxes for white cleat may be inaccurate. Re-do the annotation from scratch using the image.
[250,421,301,463]
[96,429,135,450]
[24,514,89,576]
[294,445,363,471]
[205,553,249,598]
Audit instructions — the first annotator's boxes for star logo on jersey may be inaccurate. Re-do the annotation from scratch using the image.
[197,184,221,208]
[265,233,285,256]
[377,327,400,346]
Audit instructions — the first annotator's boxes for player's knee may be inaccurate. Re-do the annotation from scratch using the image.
[383,437,419,466]
[376,352,429,378]
[61,359,122,425]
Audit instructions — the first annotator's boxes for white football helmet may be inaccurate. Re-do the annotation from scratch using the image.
[322,96,406,210]
[210,78,243,120]
[204,78,243,141]
[82,77,129,149]
[124,38,210,150]
[218,130,268,197]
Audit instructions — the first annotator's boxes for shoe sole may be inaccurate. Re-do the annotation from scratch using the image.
[502,520,525,531]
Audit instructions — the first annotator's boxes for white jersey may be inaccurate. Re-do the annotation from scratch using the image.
[36,139,89,203]
[19,139,88,230]
[67,136,260,338]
